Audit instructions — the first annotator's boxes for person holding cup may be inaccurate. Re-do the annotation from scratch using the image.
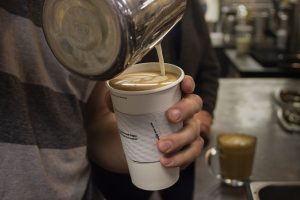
[91,0,220,199]
[0,1,207,200]
[0,2,207,200]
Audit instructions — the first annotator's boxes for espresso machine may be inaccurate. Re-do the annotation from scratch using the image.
[286,1,300,55]
[42,0,186,80]
[275,0,300,69]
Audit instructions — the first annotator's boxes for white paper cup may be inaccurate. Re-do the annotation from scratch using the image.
[106,62,184,190]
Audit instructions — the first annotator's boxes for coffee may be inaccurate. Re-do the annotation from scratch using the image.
[109,43,174,91]
[217,133,256,181]
[108,71,179,91]
[106,63,184,190]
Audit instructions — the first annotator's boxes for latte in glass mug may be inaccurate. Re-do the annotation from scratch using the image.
[205,133,257,187]
[217,133,257,181]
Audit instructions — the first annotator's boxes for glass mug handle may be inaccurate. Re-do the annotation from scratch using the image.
[205,147,222,180]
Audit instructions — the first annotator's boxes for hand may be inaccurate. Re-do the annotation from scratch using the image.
[157,75,204,169]
[195,110,213,134]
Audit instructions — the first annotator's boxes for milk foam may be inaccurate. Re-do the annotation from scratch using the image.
[110,44,177,91]
[218,134,256,149]
[109,71,178,91]
[155,44,166,76]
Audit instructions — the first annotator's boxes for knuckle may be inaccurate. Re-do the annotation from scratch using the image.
[189,118,201,139]
[172,158,182,167]
[176,154,192,168]
[188,94,203,109]
[194,137,204,156]
[192,122,199,139]
[197,137,204,150]
[173,137,204,168]
[195,118,201,136]
[185,75,193,80]
[185,75,194,84]
[188,150,197,163]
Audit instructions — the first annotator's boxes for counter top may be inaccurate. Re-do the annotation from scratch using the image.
[225,50,300,77]
[193,78,300,200]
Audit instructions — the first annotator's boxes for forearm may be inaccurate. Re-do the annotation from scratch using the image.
[189,0,220,116]
[195,55,220,116]
[85,83,128,173]
[87,112,128,173]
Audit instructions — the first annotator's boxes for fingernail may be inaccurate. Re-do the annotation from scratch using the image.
[169,109,181,122]
[159,140,173,152]
[161,157,174,167]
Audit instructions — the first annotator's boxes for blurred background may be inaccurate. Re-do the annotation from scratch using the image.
[201,0,300,78]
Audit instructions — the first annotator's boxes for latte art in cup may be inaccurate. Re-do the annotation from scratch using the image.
[109,71,179,91]
[217,134,257,181]
[106,63,184,190]
[205,133,257,187]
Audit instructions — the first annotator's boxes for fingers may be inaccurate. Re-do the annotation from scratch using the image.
[160,76,204,168]
[160,136,204,168]
[158,116,203,168]
[195,111,213,133]
[199,123,210,135]
[180,75,195,94]
[167,94,203,123]
[167,76,202,123]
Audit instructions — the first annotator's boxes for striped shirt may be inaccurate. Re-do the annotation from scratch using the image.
[0,1,98,199]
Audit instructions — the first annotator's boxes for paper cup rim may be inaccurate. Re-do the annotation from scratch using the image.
[106,62,185,95]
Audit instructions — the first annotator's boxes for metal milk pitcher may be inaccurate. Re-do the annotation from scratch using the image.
[43,0,186,80]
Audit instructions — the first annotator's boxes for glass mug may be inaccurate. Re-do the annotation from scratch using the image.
[42,0,186,80]
[205,133,257,187]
